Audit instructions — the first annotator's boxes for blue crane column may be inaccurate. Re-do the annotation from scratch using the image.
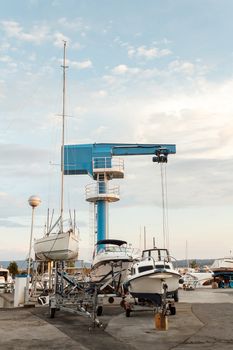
[97,179,107,241]
[64,143,176,243]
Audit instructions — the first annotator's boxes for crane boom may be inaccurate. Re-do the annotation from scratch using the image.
[64,143,176,177]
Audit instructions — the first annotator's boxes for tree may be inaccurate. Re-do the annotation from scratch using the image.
[190,260,198,269]
[7,261,19,278]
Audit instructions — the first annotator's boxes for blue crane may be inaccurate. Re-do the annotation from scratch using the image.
[64,143,176,243]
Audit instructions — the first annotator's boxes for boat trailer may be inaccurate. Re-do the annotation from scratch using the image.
[120,283,177,319]
[48,262,126,328]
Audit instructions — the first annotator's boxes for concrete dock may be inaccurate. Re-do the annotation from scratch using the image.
[0,288,233,349]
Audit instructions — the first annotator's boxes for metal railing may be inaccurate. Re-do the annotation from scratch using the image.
[93,157,124,172]
[85,183,120,199]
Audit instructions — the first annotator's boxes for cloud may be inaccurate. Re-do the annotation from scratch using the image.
[168,59,209,76]
[0,144,48,178]
[113,37,172,60]
[69,59,92,69]
[0,55,12,63]
[92,90,108,98]
[112,64,140,75]
[53,32,71,47]
[0,219,27,228]
[57,17,90,32]
[169,60,195,75]
[128,45,172,59]
[1,20,50,44]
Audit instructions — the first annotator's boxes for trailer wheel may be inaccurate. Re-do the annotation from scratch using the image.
[126,308,131,317]
[174,290,179,302]
[97,306,103,316]
[50,307,56,318]
[170,306,176,315]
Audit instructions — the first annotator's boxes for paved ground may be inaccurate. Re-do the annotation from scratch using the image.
[1,288,233,349]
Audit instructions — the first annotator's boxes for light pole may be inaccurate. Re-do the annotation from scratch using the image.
[25,195,41,305]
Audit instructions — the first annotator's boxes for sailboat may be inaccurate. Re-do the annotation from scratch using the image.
[34,42,79,261]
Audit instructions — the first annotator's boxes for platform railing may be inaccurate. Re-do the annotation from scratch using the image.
[85,183,120,200]
[93,157,124,172]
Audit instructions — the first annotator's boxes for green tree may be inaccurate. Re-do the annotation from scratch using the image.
[7,261,19,277]
[190,260,198,269]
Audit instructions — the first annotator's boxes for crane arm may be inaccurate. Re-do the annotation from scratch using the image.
[64,143,176,176]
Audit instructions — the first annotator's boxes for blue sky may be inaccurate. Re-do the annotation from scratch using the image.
[1,0,233,262]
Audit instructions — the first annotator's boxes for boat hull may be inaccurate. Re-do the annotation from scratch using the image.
[127,270,180,304]
[91,259,131,283]
[34,232,79,261]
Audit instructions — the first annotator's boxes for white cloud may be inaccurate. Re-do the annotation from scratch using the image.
[112,64,140,75]
[169,60,195,75]
[102,75,117,85]
[0,192,8,197]
[71,42,82,50]
[128,45,172,59]
[53,32,71,47]
[0,55,12,63]
[70,59,92,69]
[112,64,128,74]
[57,17,90,32]
[1,20,50,44]
[1,21,21,37]
[168,59,210,76]
[92,90,108,98]
[73,106,88,115]
[137,46,171,59]
[0,42,11,52]
[92,126,108,137]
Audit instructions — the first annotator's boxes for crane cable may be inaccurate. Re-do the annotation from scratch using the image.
[160,162,170,250]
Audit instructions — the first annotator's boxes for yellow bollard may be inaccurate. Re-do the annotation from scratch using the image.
[155,312,168,330]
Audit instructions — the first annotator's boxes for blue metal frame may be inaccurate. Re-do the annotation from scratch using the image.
[64,143,176,177]
[63,142,176,242]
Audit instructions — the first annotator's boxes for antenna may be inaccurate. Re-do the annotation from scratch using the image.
[153,236,156,249]
[144,226,146,250]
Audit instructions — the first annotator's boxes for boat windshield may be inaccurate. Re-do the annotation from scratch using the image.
[142,249,170,262]
[0,271,8,281]
[155,264,170,269]
[96,244,128,255]
[138,265,154,273]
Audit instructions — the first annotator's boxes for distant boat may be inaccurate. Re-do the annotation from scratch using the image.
[211,256,233,287]
[0,266,13,292]
[34,42,79,262]
[125,247,181,305]
[90,239,140,293]
[211,256,233,272]
[181,270,213,289]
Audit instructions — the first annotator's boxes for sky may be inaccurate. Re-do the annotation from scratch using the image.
[1,0,233,262]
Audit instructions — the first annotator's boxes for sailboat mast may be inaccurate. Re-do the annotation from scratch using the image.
[60,41,68,233]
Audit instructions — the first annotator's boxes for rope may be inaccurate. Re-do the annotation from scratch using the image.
[160,163,166,249]
[160,163,170,250]
[164,166,170,251]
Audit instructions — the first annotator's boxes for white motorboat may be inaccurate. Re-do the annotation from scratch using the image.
[125,247,181,305]
[90,239,139,293]
[34,42,79,262]
[182,270,213,289]
[211,256,233,271]
[0,266,13,293]
[211,256,233,287]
